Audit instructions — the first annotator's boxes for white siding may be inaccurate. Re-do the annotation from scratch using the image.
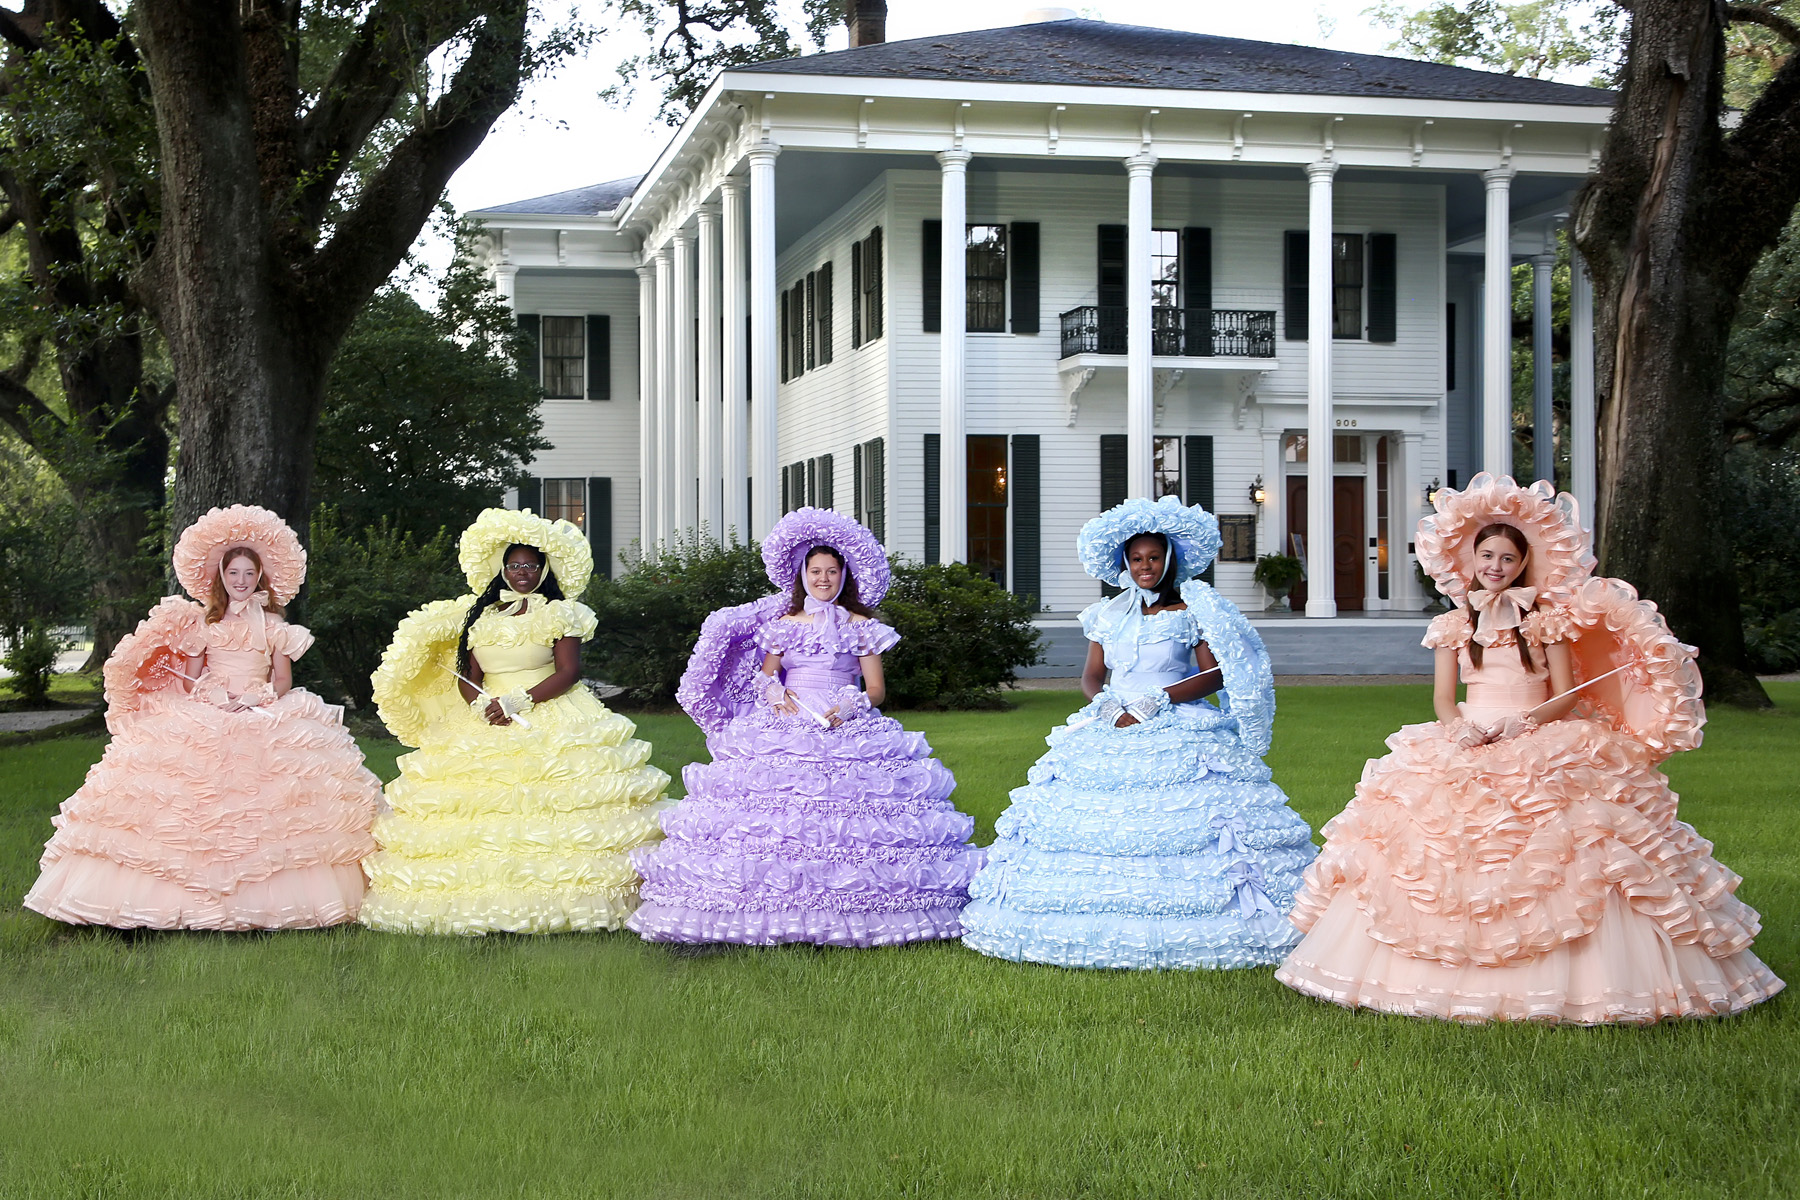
[511,269,642,575]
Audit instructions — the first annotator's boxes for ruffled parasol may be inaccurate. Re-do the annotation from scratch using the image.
[1415,473,1595,605]
[761,507,892,604]
[458,507,593,595]
[172,505,308,604]
[1077,496,1220,587]
[1561,576,1706,759]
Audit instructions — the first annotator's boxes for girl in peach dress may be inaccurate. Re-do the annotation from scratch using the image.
[24,505,381,929]
[1276,475,1784,1023]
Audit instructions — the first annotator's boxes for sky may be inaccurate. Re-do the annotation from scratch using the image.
[440,1,1403,225]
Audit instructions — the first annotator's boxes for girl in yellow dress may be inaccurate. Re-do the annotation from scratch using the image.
[359,508,670,934]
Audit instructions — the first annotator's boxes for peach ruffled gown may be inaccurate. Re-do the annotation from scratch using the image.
[1276,611,1784,1023]
[24,598,381,929]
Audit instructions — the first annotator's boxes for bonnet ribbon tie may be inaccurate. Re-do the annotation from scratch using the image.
[495,588,540,617]
[798,551,849,639]
[227,591,271,652]
[1469,585,1537,647]
[1102,543,1176,675]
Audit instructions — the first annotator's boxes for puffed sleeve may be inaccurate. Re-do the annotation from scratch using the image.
[848,618,901,656]
[265,615,315,661]
[754,617,796,656]
[1521,604,1579,646]
[1422,610,1472,651]
[547,599,599,643]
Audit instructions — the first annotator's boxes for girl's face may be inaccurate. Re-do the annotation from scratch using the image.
[503,547,545,594]
[1125,536,1168,591]
[1473,535,1527,591]
[804,552,843,602]
[220,553,261,602]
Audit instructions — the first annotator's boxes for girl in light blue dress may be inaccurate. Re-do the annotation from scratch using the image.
[960,496,1316,969]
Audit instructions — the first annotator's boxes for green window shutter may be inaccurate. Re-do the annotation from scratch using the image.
[1099,434,1128,511]
[818,453,834,510]
[868,436,885,543]
[853,442,865,522]
[1183,228,1212,355]
[586,315,610,399]
[922,220,942,333]
[516,314,541,387]
[1010,222,1040,334]
[587,477,612,581]
[923,433,940,564]
[819,262,834,364]
[1283,231,1308,341]
[1185,435,1215,584]
[868,227,884,340]
[779,290,790,382]
[516,476,542,516]
[851,241,863,349]
[1368,233,1398,343]
[1011,434,1040,607]
[1097,225,1127,309]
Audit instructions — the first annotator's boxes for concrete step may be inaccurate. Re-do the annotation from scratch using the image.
[1020,614,1435,677]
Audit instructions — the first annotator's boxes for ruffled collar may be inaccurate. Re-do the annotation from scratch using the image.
[224,591,271,651]
[764,606,890,656]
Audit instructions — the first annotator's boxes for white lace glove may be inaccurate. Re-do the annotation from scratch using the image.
[497,689,535,719]
[1124,688,1170,725]
[1449,718,1491,749]
[1490,712,1540,742]
[237,681,277,708]
[828,684,872,721]
[1096,694,1126,728]
[761,676,790,710]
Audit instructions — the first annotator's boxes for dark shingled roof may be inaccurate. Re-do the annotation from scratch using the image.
[745,19,1613,107]
[473,175,644,216]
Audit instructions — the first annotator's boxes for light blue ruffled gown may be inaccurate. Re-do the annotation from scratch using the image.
[960,586,1317,969]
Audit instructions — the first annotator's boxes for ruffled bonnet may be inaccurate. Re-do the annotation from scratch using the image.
[761,507,892,604]
[171,505,307,603]
[1077,496,1220,587]
[1414,473,1595,604]
[459,508,593,595]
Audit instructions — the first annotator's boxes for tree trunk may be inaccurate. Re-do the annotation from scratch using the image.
[1573,0,1800,708]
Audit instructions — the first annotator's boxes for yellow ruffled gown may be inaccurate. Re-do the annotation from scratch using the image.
[359,594,670,934]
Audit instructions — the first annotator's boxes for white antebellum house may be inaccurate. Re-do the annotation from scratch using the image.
[471,16,1607,624]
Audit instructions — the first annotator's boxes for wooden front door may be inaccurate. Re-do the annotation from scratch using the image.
[1285,476,1367,612]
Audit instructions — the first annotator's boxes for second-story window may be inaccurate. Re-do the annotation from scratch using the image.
[966,224,1007,333]
[1333,233,1365,339]
[541,316,585,398]
[1150,230,1181,308]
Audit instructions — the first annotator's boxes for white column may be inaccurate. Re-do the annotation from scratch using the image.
[635,263,659,550]
[495,265,518,308]
[1305,160,1337,619]
[1125,151,1158,499]
[654,246,676,546]
[1531,251,1556,485]
[1570,250,1597,525]
[697,202,724,543]
[1400,432,1426,608]
[937,148,972,564]
[748,145,781,539]
[722,178,749,543]
[672,228,698,537]
[1482,167,1515,479]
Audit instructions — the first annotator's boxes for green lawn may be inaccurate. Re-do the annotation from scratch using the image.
[0,685,1794,1199]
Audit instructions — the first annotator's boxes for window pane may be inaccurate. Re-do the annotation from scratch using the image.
[966,434,1007,587]
[1153,435,1182,499]
[966,224,1007,333]
[542,316,584,398]
[542,478,585,531]
[1284,433,1308,463]
[1151,228,1181,310]
[1332,234,1364,339]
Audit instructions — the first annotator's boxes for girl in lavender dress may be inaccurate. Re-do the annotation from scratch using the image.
[627,507,982,946]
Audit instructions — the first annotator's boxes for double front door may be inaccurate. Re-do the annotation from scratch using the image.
[1285,476,1366,612]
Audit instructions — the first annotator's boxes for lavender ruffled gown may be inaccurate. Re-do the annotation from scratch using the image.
[627,596,983,946]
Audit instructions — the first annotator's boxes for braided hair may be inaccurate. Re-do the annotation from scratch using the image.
[455,543,566,675]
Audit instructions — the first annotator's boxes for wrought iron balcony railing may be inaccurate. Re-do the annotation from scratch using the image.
[1058,306,1277,359]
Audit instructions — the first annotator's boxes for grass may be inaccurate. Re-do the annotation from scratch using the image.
[0,685,1794,1198]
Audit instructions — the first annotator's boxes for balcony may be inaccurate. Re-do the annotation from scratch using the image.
[1058,305,1277,360]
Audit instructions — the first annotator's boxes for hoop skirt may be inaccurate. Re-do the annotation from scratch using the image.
[961,594,1318,969]
[1276,606,1785,1022]
[628,609,982,946]
[359,595,670,934]
[24,598,380,929]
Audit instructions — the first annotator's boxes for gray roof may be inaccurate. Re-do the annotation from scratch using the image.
[747,19,1613,107]
[472,175,644,217]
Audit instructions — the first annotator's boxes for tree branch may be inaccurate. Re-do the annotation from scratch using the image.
[1708,42,1800,284]
[1727,4,1800,46]
[304,0,527,342]
[0,337,66,446]
[0,5,44,52]
[0,205,17,236]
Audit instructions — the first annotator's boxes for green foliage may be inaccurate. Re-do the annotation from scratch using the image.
[315,260,548,543]
[0,448,91,647]
[1730,450,1800,671]
[1253,553,1303,591]
[880,561,1043,710]
[1727,208,1800,449]
[581,534,771,705]
[1366,0,1624,85]
[602,0,842,124]
[0,623,65,707]
[301,509,462,710]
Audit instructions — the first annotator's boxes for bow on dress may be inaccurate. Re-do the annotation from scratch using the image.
[227,591,273,651]
[1469,585,1537,647]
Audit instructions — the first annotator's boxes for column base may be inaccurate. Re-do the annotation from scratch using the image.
[1305,599,1338,619]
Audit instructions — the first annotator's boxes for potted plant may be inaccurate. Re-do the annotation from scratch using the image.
[1253,554,1303,611]
[1415,561,1449,612]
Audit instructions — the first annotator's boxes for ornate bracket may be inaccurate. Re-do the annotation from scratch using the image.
[1061,365,1097,427]
[1234,373,1259,429]
[1153,368,1186,427]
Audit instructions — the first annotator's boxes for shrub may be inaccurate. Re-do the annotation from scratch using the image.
[1745,609,1800,674]
[880,560,1043,710]
[303,509,462,710]
[1253,554,1302,592]
[582,534,769,706]
[2,621,64,707]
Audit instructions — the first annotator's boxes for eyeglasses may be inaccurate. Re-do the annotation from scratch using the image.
[504,561,543,574]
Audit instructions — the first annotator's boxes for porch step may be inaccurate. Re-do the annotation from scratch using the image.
[1021,614,1435,678]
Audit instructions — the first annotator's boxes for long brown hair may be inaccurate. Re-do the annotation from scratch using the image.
[786,546,875,618]
[206,547,286,624]
[1463,523,1534,671]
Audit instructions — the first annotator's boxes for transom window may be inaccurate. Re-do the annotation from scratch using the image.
[966,224,1008,333]
[541,316,585,398]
